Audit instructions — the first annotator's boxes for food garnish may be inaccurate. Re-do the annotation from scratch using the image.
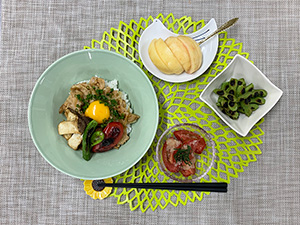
[213,78,268,119]
[174,145,192,166]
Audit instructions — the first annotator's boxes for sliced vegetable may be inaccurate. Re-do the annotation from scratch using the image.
[90,131,104,147]
[63,134,72,140]
[162,138,182,173]
[92,122,124,153]
[82,120,98,161]
[173,130,201,143]
[184,138,206,154]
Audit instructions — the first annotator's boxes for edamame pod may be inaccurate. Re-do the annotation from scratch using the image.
[236,78,246,96]
[213,77,268,120]
[228,101,238,111]
[253,89,268,97]
[221,81,230,91]
[250,97,266,105]
[245,83,254,92]
[228,78,238,90]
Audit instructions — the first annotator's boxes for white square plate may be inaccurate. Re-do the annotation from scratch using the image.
[200,54,283,136]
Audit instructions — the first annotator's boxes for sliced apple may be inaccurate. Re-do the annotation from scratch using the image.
[154,38,184,74]
[190,37,203,72]
[148,39,171,74]
[165,36,191,72]
[177,36,202,74]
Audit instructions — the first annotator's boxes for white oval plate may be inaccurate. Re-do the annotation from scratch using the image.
[138,18,219,83]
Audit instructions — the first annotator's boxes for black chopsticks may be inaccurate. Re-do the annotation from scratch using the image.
[99,182,228,192]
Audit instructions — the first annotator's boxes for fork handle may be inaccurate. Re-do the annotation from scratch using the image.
[198,18,239,45]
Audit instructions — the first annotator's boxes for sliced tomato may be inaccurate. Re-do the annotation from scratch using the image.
[92,122,124,153]
[180,167,196,177]
[162,142,179,173]
[184,138,206,154]
[173,130,201,143]
[179,151,196,177]
[161,138,182,173]
[174,130,206,154]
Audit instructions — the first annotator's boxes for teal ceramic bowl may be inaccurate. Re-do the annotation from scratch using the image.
[28,49,159,180]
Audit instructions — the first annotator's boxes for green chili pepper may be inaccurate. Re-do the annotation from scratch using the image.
[82,120,98,161]
[90,131,104,147]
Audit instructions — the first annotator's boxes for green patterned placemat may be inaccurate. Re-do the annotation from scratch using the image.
[83,13,264,212]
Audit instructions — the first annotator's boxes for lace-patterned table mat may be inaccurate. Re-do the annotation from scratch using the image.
[84,13,264,212]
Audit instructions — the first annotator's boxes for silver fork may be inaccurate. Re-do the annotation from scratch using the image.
[193,18,239,45]
[193,28,211,42]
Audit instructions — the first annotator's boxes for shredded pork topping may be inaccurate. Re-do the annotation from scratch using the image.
[59,76,140,148]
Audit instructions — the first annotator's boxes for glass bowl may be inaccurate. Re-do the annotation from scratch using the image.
[155,123,216,182]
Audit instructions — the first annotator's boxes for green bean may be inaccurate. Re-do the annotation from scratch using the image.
[250,97,266,105]
[240,100,253,117]
[221,81,230,91]
[238,90,254,101]
[221,106,240,119]
[228,101,238,111]
[245,83,254,93]
[213,88,225,96]
[228,78,238,90]
[237,106,245,114]
[236,78,246,96]
[237,78,246,86]
[217,96,228,107]
[254,89,268,97]
[249,104,259,111]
